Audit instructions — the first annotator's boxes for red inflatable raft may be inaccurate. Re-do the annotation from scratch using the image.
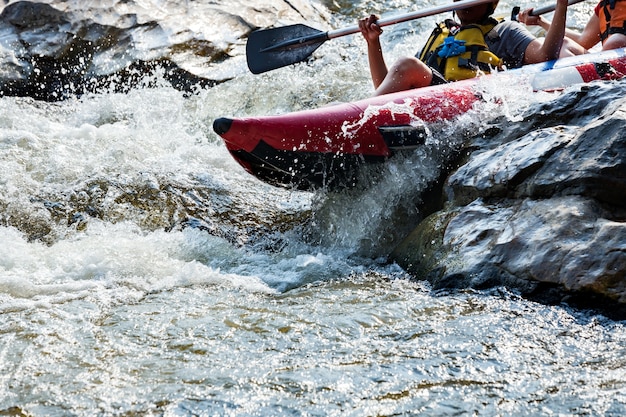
[213,48,626,191]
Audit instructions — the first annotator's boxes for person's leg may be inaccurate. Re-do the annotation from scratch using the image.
[531,37,586,57]
[602,33,626,50]
[559,37,586,56]
[374,57,434,96]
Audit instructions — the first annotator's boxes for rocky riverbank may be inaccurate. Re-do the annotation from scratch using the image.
[0,0,328,100]
[391,84,626,317]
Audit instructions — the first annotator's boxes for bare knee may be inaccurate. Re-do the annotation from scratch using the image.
[388,57,432,86]
[603,34,626,50]
[560,37,586,57]
[389,57,429,76]
[374,56,433,96]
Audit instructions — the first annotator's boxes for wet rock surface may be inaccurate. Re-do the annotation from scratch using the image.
[0,0,328,100]
[391,86,626,317]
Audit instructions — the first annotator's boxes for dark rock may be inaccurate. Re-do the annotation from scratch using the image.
[1,1,67,28]
[522,103,626,206]
[0,0,328,101]
[392,95,626,314]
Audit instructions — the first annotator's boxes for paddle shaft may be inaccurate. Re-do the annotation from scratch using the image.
[512,0,589,20]
[260,0,498,53]
[344,0,591,38]
[263,0,586,52]
[530,0,588,15]
[327,0,497,40]
[249,0,589,73]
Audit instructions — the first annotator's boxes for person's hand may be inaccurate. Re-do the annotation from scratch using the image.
[358,14,383,44]
[517,7,541,26]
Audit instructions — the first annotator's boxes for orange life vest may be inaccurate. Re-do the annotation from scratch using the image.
[597,0,626,42]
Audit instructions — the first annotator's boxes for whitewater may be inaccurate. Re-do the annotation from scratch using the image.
[0,0,625,415]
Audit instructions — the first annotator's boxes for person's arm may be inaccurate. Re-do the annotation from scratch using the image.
[574,14,602,49]
[518,8,581,39]
[359,15,388,88]
[522,0,570,63]
[518,4,601,51]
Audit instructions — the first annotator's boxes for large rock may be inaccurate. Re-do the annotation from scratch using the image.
[392,94,626,315]
[0,0,328,100]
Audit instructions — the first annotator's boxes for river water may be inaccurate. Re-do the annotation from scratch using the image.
[1,0,625,415]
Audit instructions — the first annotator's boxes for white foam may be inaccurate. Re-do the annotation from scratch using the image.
[0,223,274,312]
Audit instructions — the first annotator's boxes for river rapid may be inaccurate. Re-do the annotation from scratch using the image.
[1,0,625,415]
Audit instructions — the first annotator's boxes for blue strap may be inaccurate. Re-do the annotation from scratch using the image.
[438,38,466,58]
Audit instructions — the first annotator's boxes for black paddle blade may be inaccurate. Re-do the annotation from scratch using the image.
[246,24,328,74]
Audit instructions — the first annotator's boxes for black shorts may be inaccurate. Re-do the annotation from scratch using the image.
[430,67,448,85]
